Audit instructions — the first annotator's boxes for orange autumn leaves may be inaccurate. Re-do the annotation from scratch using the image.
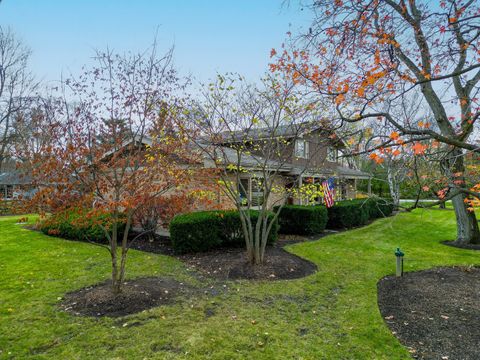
[369,131,428,164]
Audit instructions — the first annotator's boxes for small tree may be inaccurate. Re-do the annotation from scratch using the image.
[31,43,197,294]
[188,74,325,264]
[0,27,36,172]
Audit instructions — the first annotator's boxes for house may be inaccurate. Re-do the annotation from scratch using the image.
[199,122,372,209]
[87,121,371,212]
[0,159,34,201]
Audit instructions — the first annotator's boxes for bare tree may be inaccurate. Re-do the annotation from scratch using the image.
[187,74,326,264]
[0,27,35,172]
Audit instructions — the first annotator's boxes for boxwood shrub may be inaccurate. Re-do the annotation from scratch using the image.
[370,198,395,218]
[326,200,370,229]
[169,210,278,254]
[275,205,328,235]
[354,198,395,219]
[39,208,126,243]
[326,198,394,229]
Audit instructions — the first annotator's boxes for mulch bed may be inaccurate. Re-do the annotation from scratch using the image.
[377,266,480,360]
[178,246,317,281]
[127,231,318,281]
[128,234,175,255]
[60,277,197,317]
[442,240,480,251]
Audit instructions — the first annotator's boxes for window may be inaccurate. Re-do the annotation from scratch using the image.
[295,139,309,158]
[250,178,264,207]
[0,185,14,199]
[237,177,264,207]
[327,147,337,162]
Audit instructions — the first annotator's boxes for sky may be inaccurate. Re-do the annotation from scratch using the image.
[0,0,311,86]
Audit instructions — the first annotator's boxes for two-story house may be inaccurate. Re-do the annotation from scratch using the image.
[70,123,371,215]
[202,122,372,208]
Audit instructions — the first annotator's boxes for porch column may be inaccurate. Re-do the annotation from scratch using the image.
[367,177,372,196]
[298,175,302,205]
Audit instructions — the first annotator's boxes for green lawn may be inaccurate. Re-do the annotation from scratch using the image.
[0,209,478,359]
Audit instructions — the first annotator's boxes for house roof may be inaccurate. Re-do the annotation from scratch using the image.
[0,171,31,185]
[215,121,346,148]
[119,133,370,179]
[290,165,371,179]
[199,142,370,179]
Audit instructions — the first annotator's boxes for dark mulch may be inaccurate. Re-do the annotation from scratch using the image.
[377,266,480,359]
[442,240,480,251]
[128,233,175,255]
[60,277,197,317]
[128,230,319,281]
[178,246,317,281]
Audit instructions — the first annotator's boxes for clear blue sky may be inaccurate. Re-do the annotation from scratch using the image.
[0,0,310,84]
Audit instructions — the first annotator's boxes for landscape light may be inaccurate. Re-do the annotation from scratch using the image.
[395,248,404,277]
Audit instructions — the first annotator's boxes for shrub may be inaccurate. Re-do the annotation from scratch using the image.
[169,210,278,254]
[326,200,370,229]
[275,205,328,235]
[356,198,395,219]
[39,208,126,243]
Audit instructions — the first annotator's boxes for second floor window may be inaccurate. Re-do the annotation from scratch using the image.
[295,139,309,158]
[327,147,337,162]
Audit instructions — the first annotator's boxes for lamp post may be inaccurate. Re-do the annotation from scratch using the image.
[395,248,404,277]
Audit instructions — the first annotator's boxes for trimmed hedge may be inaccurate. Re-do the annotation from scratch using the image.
[353,198,394,219]
[39,208,126,243]
[275,205,328,235]
[326,200,370,229]
[366,198,395,218]
[326,198,394,229]
[169,210,278,254]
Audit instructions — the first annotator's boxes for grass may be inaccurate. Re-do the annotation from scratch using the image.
[0,209,478,359]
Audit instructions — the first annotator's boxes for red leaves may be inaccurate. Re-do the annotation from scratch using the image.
[389,131,400,140]
[412,142,427,155]
[369,152,384,164]
[325,28,338,36]
[335,93,345,105]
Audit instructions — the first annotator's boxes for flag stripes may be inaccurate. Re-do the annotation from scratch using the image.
[322,178,335,208]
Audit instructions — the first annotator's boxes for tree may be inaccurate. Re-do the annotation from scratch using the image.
[0,27,36,172]
[273,0,480,244]
[187,74,325,264]
[30,43,197,294]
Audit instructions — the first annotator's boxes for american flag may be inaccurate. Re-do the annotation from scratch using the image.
[322,178,335,208]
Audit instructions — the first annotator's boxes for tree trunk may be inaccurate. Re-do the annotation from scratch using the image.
[110,211,122,295]
[451,193,480,244]
[387,168,400,207]
[447,152,480,244]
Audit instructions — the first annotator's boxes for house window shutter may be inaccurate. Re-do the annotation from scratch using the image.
[305,141,309,159]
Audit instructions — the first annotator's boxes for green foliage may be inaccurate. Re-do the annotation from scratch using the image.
[361,198,395,219]
[39,208,126,243]
[326,200,370,229]
[327,198,394,229]
[275,205,328,235]
[1,210,478,358]
[169,210,278,254]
